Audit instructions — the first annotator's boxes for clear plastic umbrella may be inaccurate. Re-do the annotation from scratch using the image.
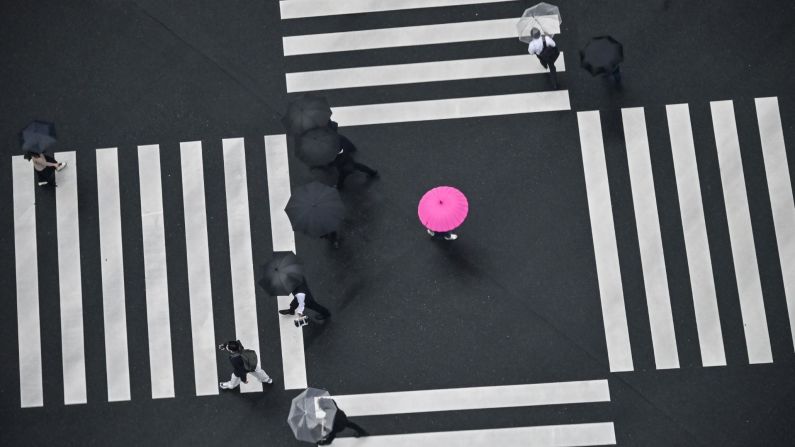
[517,2,562,43]
[288,388,338,443]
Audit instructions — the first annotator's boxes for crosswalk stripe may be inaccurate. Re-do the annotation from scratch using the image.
[180,142,219,396]
[222,138,263,393]
[138,145,176,398]
[755,97,795,349]
[285,53,565,92]
[330,380,610,416]
[332,91,569,127]
[283,17,559,56]
[665,104,726,367]
[622,108,680,370]
[12,156,44,408]
[264,135,307,390]
[55,151,88,404]
[280,0,517,20]
[577,111,634,372]
[710,100,773,364]
[96,148,132,402]
[331,423,617,447]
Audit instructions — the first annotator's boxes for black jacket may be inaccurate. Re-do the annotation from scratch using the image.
[229,354,248,379]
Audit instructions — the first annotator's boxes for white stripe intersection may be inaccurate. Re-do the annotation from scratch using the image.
[286,54,566,92]
[710,100,773,364]
[280,0,518,19]
[55,151,88,405]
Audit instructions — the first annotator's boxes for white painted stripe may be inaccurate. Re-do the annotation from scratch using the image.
[280,0,517,19]
[330,380,610,416]
[137,144,176,398]
[180,141,219,396]
[222,138,263,393]
[621,108,679,370]
[756,97,795,348]
[264,135,307,390]
[665,104,726,367]
[54,151,87,404]
[577,111,634,372]
[283,17,559,56]
[710,100,773,364]
[12,156,43,408]
[286,54,566,92]
[96,148,132,402]
[331,423,617,447]
[332,91,570,127]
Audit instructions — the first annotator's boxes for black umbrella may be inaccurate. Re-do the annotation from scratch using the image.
[285,181,345,237]
[19,120,57,153]
[281,94,332,135]
[258,251,305,296]
[296,127,340,167]
[579,36,624,76]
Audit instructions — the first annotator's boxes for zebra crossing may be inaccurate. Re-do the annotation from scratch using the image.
[579,97,794,372]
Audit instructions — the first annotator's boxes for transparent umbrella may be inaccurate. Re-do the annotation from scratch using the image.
[287,388,338,443]
[517,2,562,43]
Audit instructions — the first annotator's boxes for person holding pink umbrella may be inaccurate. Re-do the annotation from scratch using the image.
[418,186,469,241]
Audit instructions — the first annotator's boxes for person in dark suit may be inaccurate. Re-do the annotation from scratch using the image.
[328,134,378,190]
[279,281,331,320]
[317,408,368,445]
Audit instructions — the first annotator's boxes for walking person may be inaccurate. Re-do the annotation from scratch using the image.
[279,281,331,320]
[317,407,368,445]
[527,28,560,89]
[418,186,469,242]
[329,135,379,190]
[218,340,272,390]
[24,151,66,187]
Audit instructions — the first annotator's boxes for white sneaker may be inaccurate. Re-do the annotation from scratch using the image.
[37,181,48,186]
[444,233,458,241]
[426,229,435,236]
[264,378,273,384]
[56,161,67,171]
[219,382,231,390]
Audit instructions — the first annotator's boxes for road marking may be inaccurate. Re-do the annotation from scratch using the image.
[331,423,616,447]
[577,111,634,372]
[283,17,559,56]
[264,135,306,390]
[12,155,43,408]
[280,0,518,19]
[665,104,726,367]
[180,142,219,396]
[54,151,87,404]
[137,144,176,398]
[621,108,679,370]
[710,100,773,364]
[330,380,610,416]
[331,91,569,127]
[286,54,565,92]
[96,148,132,402]
[755,97,795,349]
[222,138,263,393]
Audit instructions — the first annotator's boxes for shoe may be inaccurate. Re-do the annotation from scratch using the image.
[444,233,458,241]
[279,309,295,315]
[37,181,48,186]
[264,378,273,384]
[219,382,231,390]
[56,162,67,171]
[426,229,435,237]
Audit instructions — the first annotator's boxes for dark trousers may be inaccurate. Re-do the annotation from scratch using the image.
[547,61,558,89]
[321,421,368,444]
[36,154,58,186]
[288,295,331,317]
[337,162,377,188]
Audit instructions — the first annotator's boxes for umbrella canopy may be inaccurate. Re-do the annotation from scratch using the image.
[285,181,345,237]
[258,251,305,296]
[418,186,469,232]
[580,35,624,76]
[517,2,561,43]
[19,120,57,154]
[288,388,338,443]
[282,94,332,135]
[296,127,340,167]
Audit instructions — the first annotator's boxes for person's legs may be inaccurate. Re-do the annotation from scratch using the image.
[279,296,299,315]
[345,421,369,437]
[353,162,378,177]
[305,296,331,318]
[548,62,558,89]
[251,367,273,384]
[220,373,242,389]
[336,166,352,189]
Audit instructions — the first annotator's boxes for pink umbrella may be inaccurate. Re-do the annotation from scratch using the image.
[417,186,469,232]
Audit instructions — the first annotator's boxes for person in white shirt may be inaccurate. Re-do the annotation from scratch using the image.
[278,281,331,320]
[527,28,559,89]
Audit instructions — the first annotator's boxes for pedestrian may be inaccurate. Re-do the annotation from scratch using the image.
[328,134,379,190]
[317,407,368,445]
[218,340,272,390]
[24,151,66,187]
[527,27,560,90]
[279,281,331,320]
[418,186,469,242]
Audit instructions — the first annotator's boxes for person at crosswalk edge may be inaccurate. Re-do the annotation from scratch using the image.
[526,27,560,90]
[325,122,379,190]
[279,280,331,322]
[218,340,272,390]
[317,406,368,445]
[24,151,67,187]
